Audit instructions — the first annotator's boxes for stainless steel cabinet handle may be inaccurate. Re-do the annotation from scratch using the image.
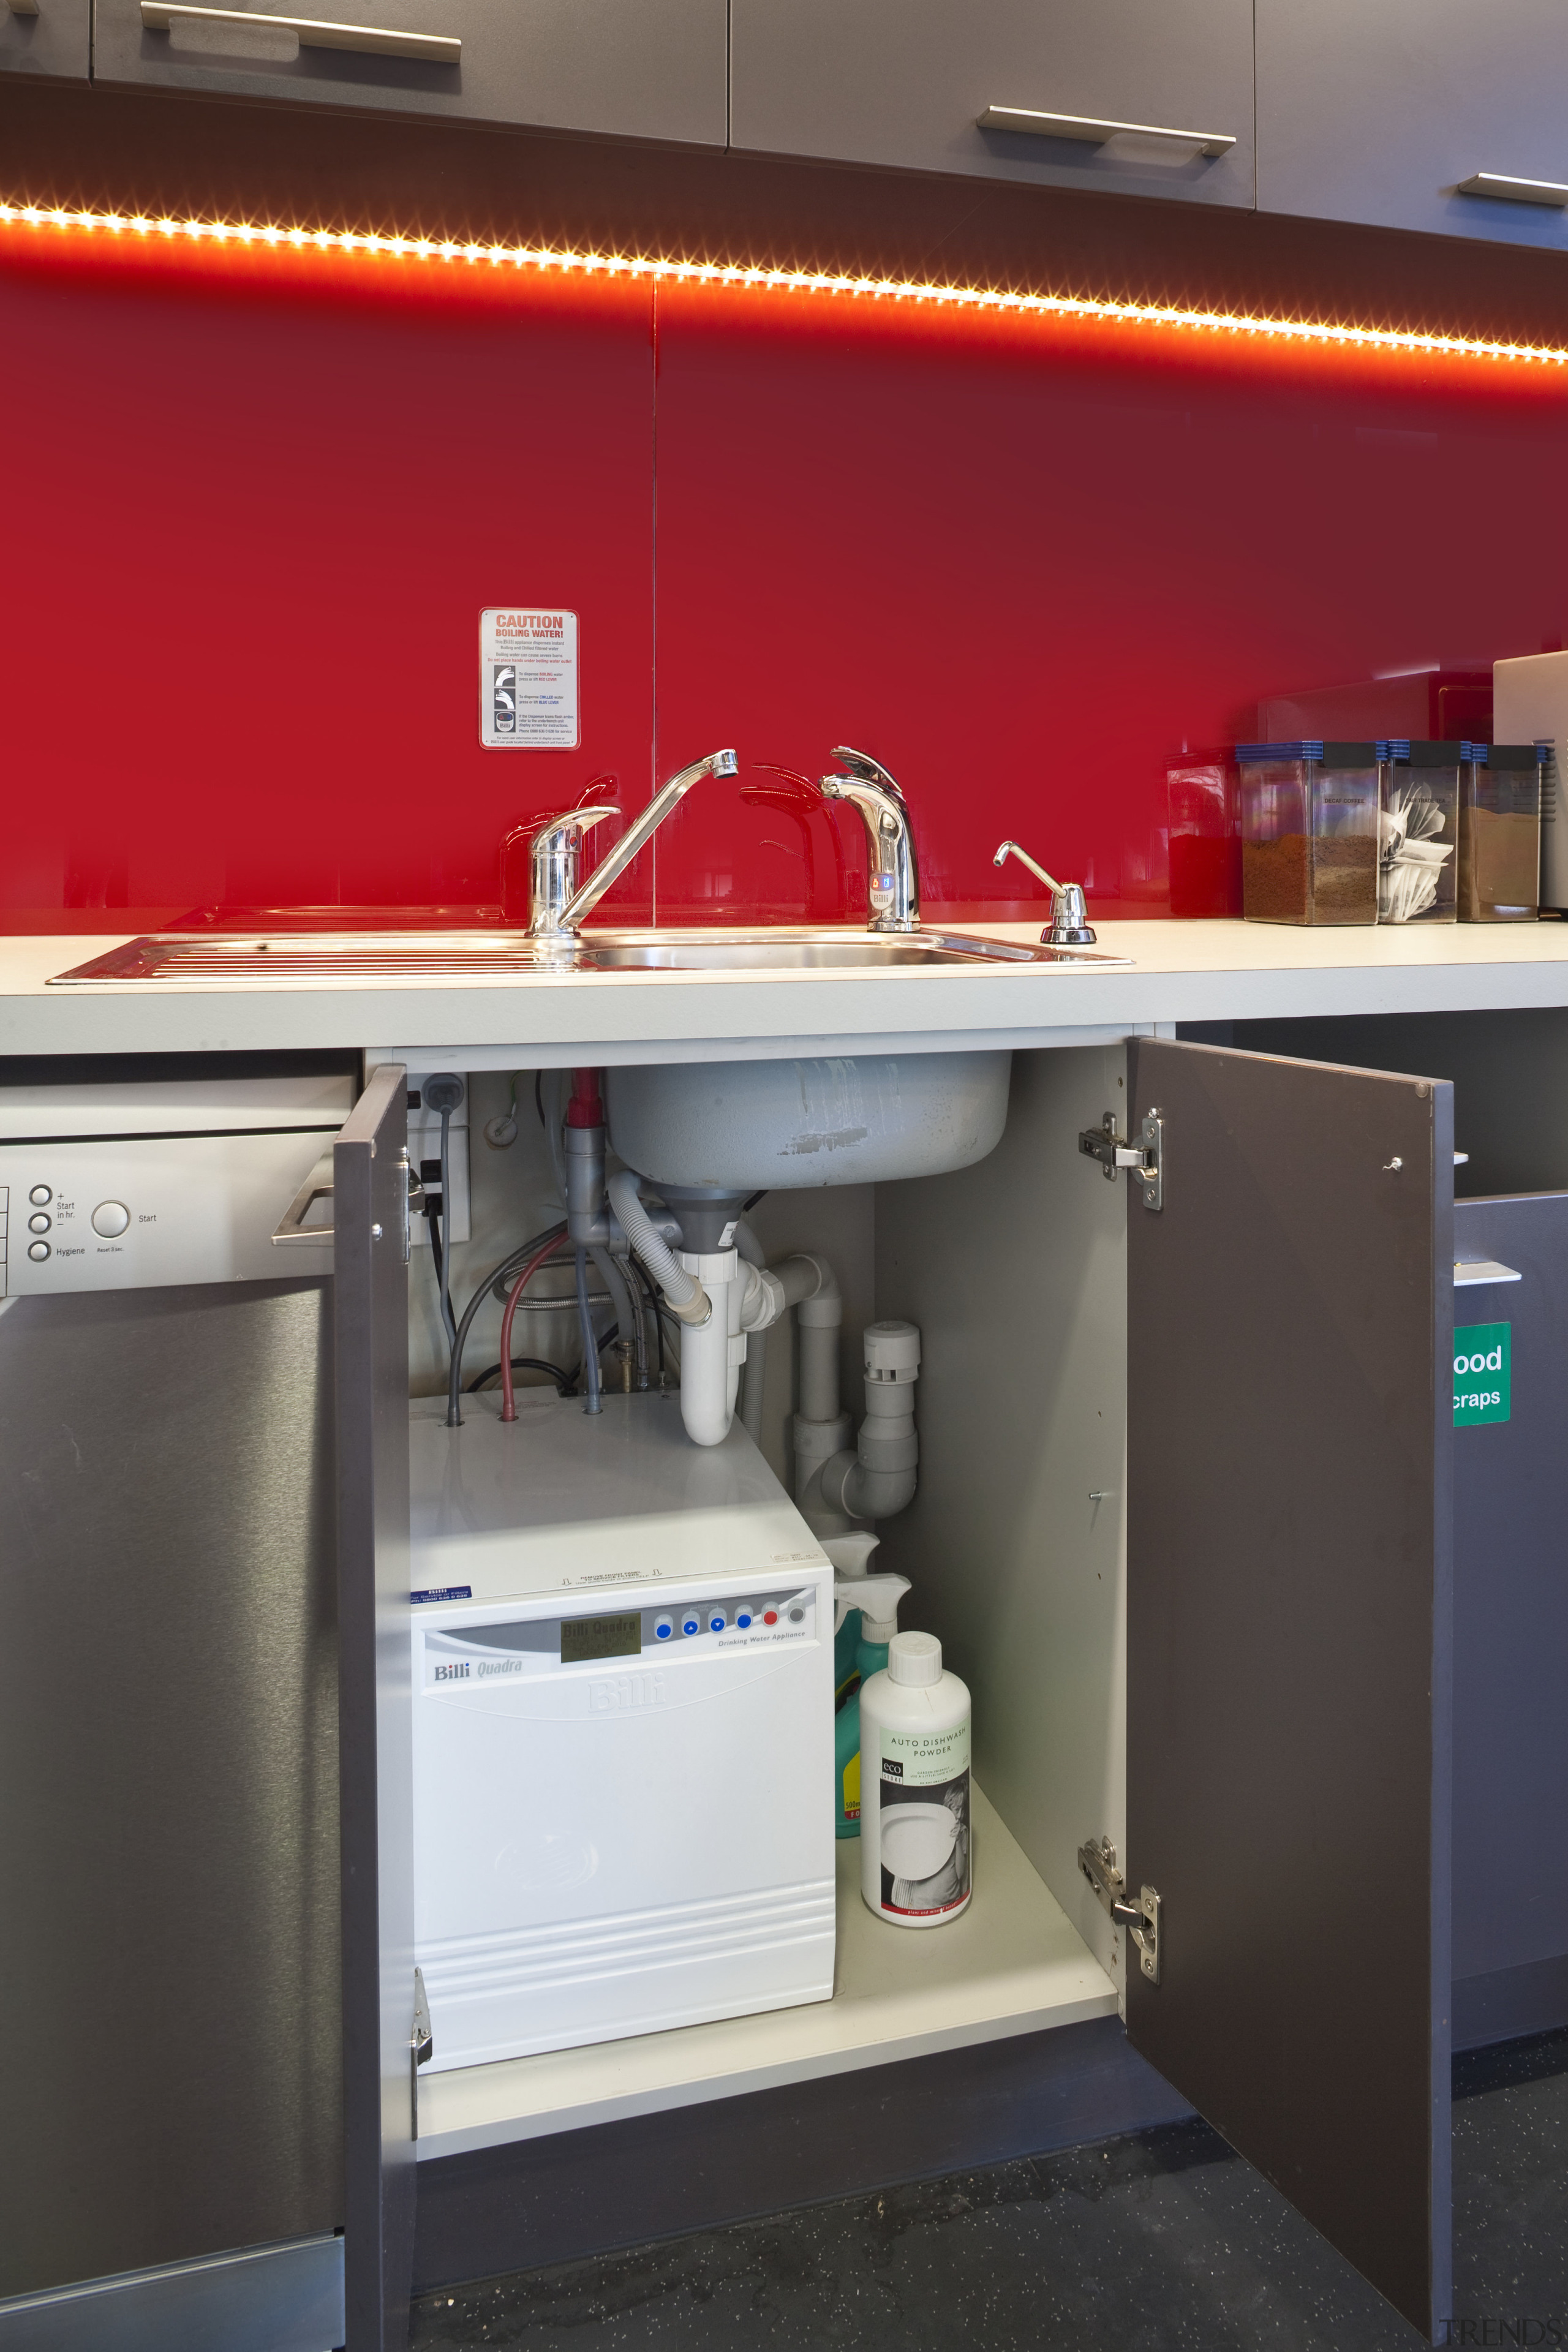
[1457,171,1568,209]
[978,105,1235,158]
[139,1,459,61]
[272,1154,337,1247]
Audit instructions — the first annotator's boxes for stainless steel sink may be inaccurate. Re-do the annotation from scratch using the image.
[48,926,1129,984]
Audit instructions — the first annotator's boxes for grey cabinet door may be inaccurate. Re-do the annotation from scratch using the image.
[730,0,1254,209]
[91,0,725,146]
[333,1065,417,2352]
[1125,1039,1453,2342]
[1257,0,1568,249]
[1451,1195,1568,1996]
[1,0,88,83]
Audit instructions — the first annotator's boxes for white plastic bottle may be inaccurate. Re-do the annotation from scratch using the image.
[858,1630,972,1928]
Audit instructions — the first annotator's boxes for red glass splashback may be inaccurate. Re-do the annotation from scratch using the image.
[3,222,1566,930]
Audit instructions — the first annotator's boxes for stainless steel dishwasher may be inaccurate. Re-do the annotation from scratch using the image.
[0,1068,351,2352]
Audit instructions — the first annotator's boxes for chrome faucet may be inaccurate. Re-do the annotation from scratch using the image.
[819,748,919,932]
[993,839,1097,946]
[526,749,740,951]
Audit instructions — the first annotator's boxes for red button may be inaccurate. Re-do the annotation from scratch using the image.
[763,1610,778,1625]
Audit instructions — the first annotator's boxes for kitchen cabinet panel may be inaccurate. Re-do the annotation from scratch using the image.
[1125,1038,1453,2342]
[1257,0,1568,250]
[333,1063,418,2352]
[91,0,726,148]
[1,0,88,84]
[729,0,1254,209]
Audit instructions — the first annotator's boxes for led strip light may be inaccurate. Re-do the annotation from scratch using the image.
[2,198,1563,367]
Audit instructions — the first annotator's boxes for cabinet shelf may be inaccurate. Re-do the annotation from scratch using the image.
[414,1779,1117,2163]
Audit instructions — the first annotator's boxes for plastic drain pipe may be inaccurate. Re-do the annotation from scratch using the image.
[801,1319,921,1532]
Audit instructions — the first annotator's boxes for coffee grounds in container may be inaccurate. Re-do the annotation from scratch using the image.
[1243,834,1376,924]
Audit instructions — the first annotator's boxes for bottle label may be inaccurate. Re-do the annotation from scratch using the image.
[842,1749,861,1823]
[878,1721,970,1916]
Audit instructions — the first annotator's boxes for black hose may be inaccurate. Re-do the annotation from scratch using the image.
[467,1357,576,1396]
[447,1221,567,1428]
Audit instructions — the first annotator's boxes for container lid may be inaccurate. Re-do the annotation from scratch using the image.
[1235,740,1378,765]
[888,1630,943,1687]
[1376,740,1464,764]
[1464,741,1550,769]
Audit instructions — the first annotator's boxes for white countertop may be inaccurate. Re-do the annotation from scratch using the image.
[6,919,1568,1064]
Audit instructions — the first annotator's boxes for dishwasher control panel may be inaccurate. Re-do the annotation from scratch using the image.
[0,1077,350,1296]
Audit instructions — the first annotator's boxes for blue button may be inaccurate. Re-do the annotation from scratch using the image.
[681,1613,701,1637]
[735,1609,753,1629]
[708,1610,727,1634]
[654,1616,673,1641]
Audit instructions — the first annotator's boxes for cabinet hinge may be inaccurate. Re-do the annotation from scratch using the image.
[1079,1835,1161,1983]
[1079,1109,1163,1211]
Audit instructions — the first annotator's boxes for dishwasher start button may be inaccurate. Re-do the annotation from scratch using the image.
[91,1201,131,1238]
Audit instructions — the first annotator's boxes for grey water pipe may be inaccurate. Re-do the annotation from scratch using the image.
[605,1168,711,1325]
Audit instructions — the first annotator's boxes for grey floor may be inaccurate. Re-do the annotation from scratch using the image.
[409,2030,1568,2350]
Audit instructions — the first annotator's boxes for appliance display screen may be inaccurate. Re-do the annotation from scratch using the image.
[560,1612,642,1664]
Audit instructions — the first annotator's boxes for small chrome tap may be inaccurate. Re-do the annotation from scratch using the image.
[819,748,919,932]
[526,749,740,951]
[993,840,1098,946]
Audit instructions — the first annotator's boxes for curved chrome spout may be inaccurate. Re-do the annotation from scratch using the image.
[540,749,739,943]
[993,839,1097,947]
[820,746,919,932]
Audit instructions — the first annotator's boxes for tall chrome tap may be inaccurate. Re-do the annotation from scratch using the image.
[818,748,920,932]
[524,748,740,952]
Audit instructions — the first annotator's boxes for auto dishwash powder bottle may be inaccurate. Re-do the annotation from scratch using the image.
[858,1631,971,1927]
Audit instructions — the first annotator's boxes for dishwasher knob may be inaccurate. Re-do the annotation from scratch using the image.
[681,1611,702,1638]
[28,1185,51,1206]
[653,1616,674,1642]
[91,1202,131,1238]
[28,1212,50,1234]
[27,1240,50,1262]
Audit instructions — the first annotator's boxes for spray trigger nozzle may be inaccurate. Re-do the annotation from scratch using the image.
[832,1572,910,1637]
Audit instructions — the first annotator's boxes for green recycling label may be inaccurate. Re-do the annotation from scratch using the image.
[1454,1321,1510,1427]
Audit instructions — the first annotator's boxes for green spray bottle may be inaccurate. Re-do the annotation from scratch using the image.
[823,1532,881,1707]
[831,1569,910,1838]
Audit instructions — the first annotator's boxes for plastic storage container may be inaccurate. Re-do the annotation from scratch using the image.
[1376,741,1460,925]
[1458,742,1545,922]
[1235,743,1380,925]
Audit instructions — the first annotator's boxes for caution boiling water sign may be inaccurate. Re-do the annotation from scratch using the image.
[1453,1321,1510,1427]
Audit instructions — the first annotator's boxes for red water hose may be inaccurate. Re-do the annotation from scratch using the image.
[499,1234,570,1423]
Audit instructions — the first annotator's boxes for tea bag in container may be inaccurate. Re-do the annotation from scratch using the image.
[1376,741,1459,924]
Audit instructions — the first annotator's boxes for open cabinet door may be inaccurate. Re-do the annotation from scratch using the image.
[334,1065,417,2352]
[1123,1037,1453,2342]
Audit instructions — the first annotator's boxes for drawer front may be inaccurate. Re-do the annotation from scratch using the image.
[1,0,89,82]
[91,0,726,146]
[1258,0,1568,249]
[729,0,1255,210]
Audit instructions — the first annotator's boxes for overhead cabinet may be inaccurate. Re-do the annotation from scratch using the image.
[0,0,89,84]
[728,0,1256,209]
[1255,0,1568,247]
[90,0,726,146]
